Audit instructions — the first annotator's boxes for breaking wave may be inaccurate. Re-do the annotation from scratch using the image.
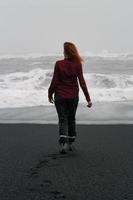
[0,68,133,108]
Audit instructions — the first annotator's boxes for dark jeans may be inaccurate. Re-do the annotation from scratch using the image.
[54,93,79,143]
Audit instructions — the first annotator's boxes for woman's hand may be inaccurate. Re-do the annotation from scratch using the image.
[87,100,92,108]
[48,97,54,104]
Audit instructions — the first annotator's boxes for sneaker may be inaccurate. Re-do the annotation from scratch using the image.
[59,142,68,154]
[68,142,74,151]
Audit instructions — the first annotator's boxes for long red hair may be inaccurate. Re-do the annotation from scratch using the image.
[64,42,84,63]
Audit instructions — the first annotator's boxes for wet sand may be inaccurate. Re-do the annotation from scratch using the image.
[0,124,133,200]
[0,101,133,124]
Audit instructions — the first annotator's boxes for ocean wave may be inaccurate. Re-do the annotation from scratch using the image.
[82,50,133,60]
[0,53,62,60]
[0,50,133,60]
[0,68,133,108]
[84,73,133,89]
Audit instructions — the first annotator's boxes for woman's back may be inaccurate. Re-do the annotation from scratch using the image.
[49,57,91,101]
[56,58,79,97]
[58,58,79,81]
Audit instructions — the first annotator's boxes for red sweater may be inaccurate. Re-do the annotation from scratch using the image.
[48,58,91,102]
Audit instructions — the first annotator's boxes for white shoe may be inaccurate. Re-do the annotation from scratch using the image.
[59,142,68,154]
[68,142,74,151]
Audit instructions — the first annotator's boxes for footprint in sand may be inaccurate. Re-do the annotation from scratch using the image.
[26,181,67,199]
[26,152,72,199]
[27,152,76,179]
[42,179,52,187]
[51,190,66,199]
[27,159,49,178]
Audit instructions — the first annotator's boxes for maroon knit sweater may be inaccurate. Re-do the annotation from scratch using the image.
[48,58,91,102]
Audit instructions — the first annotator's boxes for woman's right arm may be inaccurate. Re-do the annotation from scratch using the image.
[78,63,92,107]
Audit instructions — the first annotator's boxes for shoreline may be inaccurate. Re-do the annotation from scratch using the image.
[0,101,133,124]
[0,120,133,124]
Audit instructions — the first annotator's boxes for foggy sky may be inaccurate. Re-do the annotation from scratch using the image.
[0,0,133,54]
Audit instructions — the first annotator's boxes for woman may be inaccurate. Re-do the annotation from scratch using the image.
[48,42,92,153]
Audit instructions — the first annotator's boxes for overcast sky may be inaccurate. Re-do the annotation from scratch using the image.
[0,0,133,54]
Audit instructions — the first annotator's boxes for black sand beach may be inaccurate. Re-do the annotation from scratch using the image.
[0,124,133,200]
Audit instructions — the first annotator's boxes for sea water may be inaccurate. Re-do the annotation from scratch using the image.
[0,52,133,108]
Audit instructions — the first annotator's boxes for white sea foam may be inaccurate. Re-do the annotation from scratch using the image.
[0,68,133,108]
